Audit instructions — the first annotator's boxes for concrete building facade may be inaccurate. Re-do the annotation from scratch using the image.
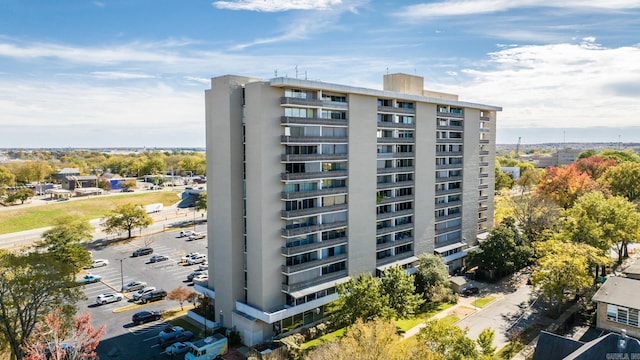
[205,73,500,345]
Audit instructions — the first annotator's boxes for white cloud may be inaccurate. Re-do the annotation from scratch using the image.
[434,40,640,130]
[212,0,343,12]
[92,1,105,8]
[90,71,155,80]
[396,0,640,18]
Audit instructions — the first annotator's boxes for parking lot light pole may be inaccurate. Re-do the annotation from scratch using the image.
[193,208,197,231]
[116,258,124,291]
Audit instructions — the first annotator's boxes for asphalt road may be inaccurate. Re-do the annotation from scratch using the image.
[77,222,209,360]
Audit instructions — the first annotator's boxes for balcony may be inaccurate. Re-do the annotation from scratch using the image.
[478,206,488,212]
[377,122,415,129]
[281,221,347,237]
[377,106,415,114]
[479,139,490,144]
[281,187,347,200]
[435,200,462,210]
[435,188,462,196]
[281,270,349,293]
[376,208,414,221]
[377,194,414,205]
[435,175,463,183]
[377,180,415,190]
[376,152,415,159]
[281,170,348,181]
[376,252,418,268]
[435,213,462,222]
[478,217,488,223]
[281,116,347,127]
[479,162,490,167]
[377,137,415,144]
[281,153,348,162]
[480,116,490,121]
[281,203,348,219]
[437,111,464,118]
[436,163,463,170]
[436,151,463,157]
[436,125,463,131]
[478,184,489,190]
[435,224,461,236]
[281,136,348,144]
[480,128,490,133]
[376,222,414,236]
[377,166,414,175]
[436,138,463,144]
[376,236,414,251]
[478,195,489,201]
[281,237,348,256]
[479,150,489,156]
[282,253,348,274]
[280,97,323,107]
[479,173,489,178]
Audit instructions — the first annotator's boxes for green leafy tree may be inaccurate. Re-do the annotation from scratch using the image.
[0,166,15,196]
[141,154,166,175]
[599,162,640,203]
[414,253,454,303]
[121,179,137,190]
[508,192,561,242]
[531,240,606,315]
[102,203,153,239]
[380,266,424,319]
[0,250,83,359]
[476,328,496,356]
[599,149,640,163]
[515,167,543,194]
[495,167,514,190]
[467,217,533,278]
[576,149,597,160]
[195,192,207,211]
[38,216,93,278]
[418,319,479,360]
[561,191,640,264]
[333,273,392,328]
[6,188,35,205]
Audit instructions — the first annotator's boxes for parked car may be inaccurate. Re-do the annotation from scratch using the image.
[132,286,156,301]
[179,230,196,238]
[159,325,185,341]
[192,273,208,283]
[187,233,206,241]
[198,262,208,271]
[85,259,109,268]
[149,255,169,263]
[160,331,194,349]
[96,292,124,305]
[138,289,167,304]
[121,280,147,293]
[180,252,201,264]
[121,188,134,192]
[76,274,102,285]
[187,270,206,282]
[461,286,480,297]
[132,247,153,257]
[187,254,207,265]
[131,310,162,325]
[164,341,192,356]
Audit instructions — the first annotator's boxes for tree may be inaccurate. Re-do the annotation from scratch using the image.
[537,165,606,209]
[121,179,137,190]
[195,192,207,211]
[515,167,543,194]
[417,319,479,360]
[5,188,35,205]
[561,191,640,264]
[23,309,104,360]
[599,149,640,163]
[467,217,533,278]
[38,216,93,277]
[573,156,616,180]
[379,266,424,319]
[0,251,82,359]
[576,149,597,160]
[495,167,514,190]
[531,240,606,315]
[305,318,424,360]
[333,273,392,328]
[167,286,197,311]
[599,162,640,203]
[476,328,496,356]
[101,203,152,239]
[414,253,454,303]
[0,166,15,196]
[508,192,560,242]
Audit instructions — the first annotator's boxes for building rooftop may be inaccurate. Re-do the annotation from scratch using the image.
[592,276,640,309]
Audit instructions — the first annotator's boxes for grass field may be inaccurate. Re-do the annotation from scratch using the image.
[394,302,455,333]
[0,192,181,234]
[472,295,496,308]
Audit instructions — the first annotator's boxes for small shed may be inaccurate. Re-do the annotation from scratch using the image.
[449,276,468,294]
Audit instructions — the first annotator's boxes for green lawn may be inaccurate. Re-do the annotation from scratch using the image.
[472,295,496,308]
[0,192,180,234]
[301,328,345,351]
[395,303,455,333]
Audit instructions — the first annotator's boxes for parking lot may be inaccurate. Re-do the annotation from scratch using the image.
[77,223,208,359]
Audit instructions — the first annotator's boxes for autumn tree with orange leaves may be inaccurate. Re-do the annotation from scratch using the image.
[537,165,606,209]
[23,309,104,360]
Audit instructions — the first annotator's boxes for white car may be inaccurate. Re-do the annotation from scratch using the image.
[187,254,207,265]
[87,259,109,268]
[192,273,208,282]
[180,252,201,263]
[96,292,124,305]
[121,280,147,293]
[179,230,196,238]
[198,262,208,271]
[132,286,156,301]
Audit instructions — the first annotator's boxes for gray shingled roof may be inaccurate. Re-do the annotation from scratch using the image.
[592,277,640,309]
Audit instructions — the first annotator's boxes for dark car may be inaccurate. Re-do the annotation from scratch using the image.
[138,289,167,304]
[159,330,194,349]
[132,247,153,257]
[149,255,169,263]
[461,286,480,296]
[131,310,162,325]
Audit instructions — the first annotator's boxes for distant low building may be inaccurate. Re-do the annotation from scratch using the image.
[500,166,520,180]
[61,175,98,191]
[592,277,640,339]
[56,168,80,180]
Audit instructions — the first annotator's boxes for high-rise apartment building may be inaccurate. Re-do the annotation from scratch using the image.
[205,73,500,345]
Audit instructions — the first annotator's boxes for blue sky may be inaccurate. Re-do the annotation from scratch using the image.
[1,0,639,148]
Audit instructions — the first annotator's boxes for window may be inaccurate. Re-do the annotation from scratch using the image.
[322,261,346,275]
[377,114,393,123]
[285,88,313,99]
[321,110,347,119]
[607,304,640,327]
[377,99,392,107]
[397,101,414,109]
[399,116,413,124]
[284,107,313,118]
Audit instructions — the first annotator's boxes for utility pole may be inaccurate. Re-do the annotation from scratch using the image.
[116,258,125,291]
